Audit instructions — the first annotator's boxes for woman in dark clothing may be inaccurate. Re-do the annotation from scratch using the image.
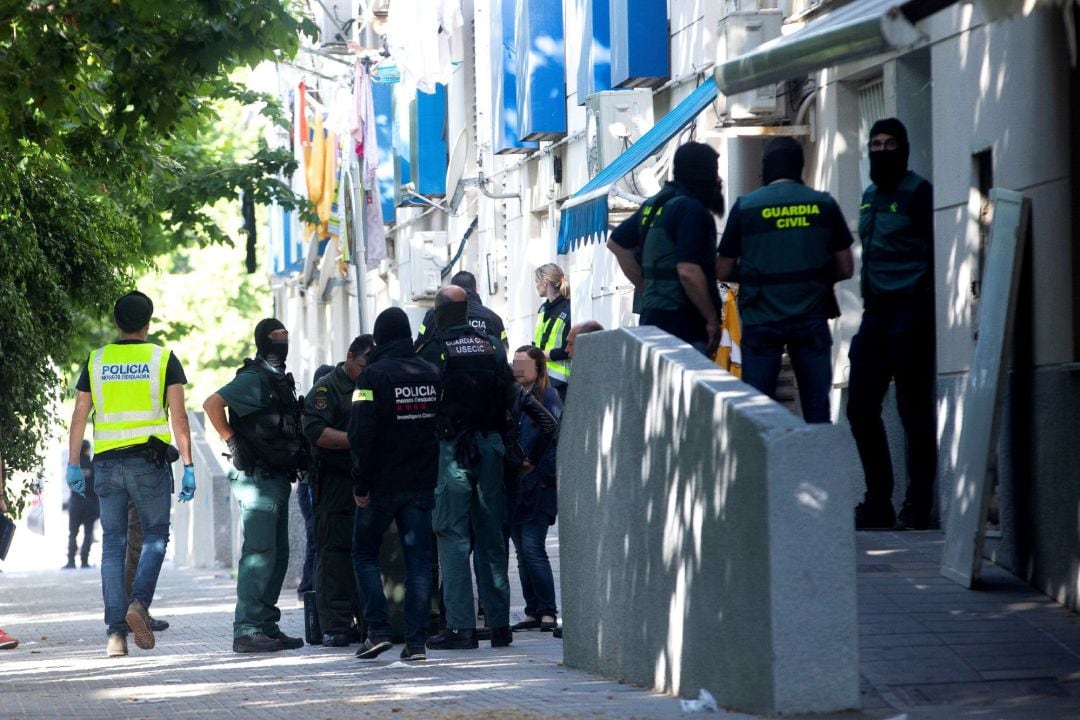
[65,440,99,569]
[508,346,561,633]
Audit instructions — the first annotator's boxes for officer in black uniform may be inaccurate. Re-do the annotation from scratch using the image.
[608,141,727,354]
[302,335,374,646]
[849,118,937,531]
[717,137,854,423]
[348,308,441,662]
[418,286,558,652]
[415,270,508,350]
[203,319,307,653]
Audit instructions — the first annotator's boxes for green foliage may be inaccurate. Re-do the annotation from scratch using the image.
[0,0,319,505]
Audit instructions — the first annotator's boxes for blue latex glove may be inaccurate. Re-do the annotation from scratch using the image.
[66,465,86,496]
[177,464,196,502]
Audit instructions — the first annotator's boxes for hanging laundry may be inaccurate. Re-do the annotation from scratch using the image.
[354,62,387,268]
[715,285,743,378]
[385,0,461,94]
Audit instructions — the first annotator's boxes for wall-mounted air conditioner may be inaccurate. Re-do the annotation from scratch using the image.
[409,231,448,301]
[717,10,784,120]
[585,89,655,174]
[317,1,353,48]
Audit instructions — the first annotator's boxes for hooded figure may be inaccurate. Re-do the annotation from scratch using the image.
[254,318,288,367]
[761,136,804,185]
[673,141,725,216]
[868,117,910,190]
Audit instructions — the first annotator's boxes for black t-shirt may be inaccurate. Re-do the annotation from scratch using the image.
[76,339,188,392]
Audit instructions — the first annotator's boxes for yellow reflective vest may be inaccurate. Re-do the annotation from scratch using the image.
[534,299,570,385]
[89,343,172,454]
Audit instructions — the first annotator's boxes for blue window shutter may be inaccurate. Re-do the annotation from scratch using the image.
[372,82,396,223]
[492,0,538,153]
[411,84,448,196]
[516,0,567,141]
[578,0,612,104]
[610,0,669,88]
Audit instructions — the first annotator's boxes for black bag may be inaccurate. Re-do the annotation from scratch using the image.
[0,514,15,561]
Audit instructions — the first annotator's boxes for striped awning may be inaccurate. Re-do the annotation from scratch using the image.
[556,77,720,254]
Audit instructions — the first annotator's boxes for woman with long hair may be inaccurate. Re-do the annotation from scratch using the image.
[533,263,571,401]
[509,345,561,633]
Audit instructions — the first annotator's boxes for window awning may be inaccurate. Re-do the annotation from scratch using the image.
[556,78,719,254]
[714,0,953,95]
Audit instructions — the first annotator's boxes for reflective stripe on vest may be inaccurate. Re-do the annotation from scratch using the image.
[90,344,171,453]
[534,312,570,383]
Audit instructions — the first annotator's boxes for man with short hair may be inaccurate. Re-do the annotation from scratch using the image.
[717,137,854,424]
[349,308,441,662]
[303,336,374,646]
[419,286,557,652]
[203,319,307,653]
[415,270,508,349]
[565,321,604,361]
[849,118,937,531]
[67,291,194,658]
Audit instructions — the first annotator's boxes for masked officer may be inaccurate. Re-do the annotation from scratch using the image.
[203,319,306,653]
[608,141,727,355]
[716,137,854,423]
[302,335,373,646]
[849,118,937,531]
[348,308,441,662]
[415,270,508,350]
[66,290,195,658]
[418,286,558,652]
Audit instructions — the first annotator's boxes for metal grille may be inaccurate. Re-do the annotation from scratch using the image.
[857,78,885,190]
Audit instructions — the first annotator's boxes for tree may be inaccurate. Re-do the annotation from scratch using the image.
[0,1,317,505]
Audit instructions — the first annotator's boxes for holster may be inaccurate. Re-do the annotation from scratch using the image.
[146,436,181,467]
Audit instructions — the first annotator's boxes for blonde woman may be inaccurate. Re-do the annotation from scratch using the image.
[533,264,571,400]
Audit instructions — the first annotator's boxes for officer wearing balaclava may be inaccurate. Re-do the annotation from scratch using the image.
[848,118,937,532]
[717,136,855,424]
[203,319,306,654]
[607,141,726,354]
[417,286,557,654]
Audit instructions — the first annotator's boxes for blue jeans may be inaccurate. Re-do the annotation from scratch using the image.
[741,315,834,424]
[510,517,557,619]
[352,489,434,649]
[94,454,172,636]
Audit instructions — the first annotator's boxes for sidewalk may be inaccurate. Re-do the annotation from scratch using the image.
[1,529,1078,718]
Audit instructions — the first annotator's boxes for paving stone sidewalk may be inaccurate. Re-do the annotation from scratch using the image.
[1,530,1079,719]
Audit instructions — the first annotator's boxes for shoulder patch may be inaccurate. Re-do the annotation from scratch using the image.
[313,396,328,411]
[315,385,328,393]
[353,388,374,402]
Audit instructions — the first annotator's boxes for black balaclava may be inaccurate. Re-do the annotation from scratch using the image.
[254,318,288,368]
[434,299,469,332]
[868,117,910,190]
[373,307,412,345]
[673,142,724,216]
[113,291,154,333]
[762,137,804,185]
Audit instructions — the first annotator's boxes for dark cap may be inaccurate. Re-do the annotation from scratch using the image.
[373,307,412,345]
[113,291,154,333]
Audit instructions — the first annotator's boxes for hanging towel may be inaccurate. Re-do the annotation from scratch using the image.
[355,63,387,268]
[715,285,743,378]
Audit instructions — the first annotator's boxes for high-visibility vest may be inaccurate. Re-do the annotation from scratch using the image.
[534,301,570,384]
[89,343,172,454]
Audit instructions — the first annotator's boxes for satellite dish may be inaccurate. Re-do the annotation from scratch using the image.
[445,128,470,212]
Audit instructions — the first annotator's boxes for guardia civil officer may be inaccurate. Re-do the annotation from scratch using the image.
[849,118,937,531]
[415,270,508,350]
[203,319,306,653]
[418,286,558,651]
[302,335,373,646]
[66,291,195,658]
[349,308,441,662]
[717,137,854,423]
[608,141,726,354]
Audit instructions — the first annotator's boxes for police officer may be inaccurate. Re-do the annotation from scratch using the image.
[66,290,195,657]
[717,137,854,423]
[349,308,441,662]
[203,319,306,653]
[419,286,557,651]
[415,270,508,350]
[608,142,727,354]
[849,118,936,531]
[302,335,373,646]
[533,264,572,400]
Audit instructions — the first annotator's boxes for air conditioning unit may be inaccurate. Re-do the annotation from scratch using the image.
[717,11,784,119]
[409,231,448,301]
[585,89,655,176]
[317,1,353,48]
